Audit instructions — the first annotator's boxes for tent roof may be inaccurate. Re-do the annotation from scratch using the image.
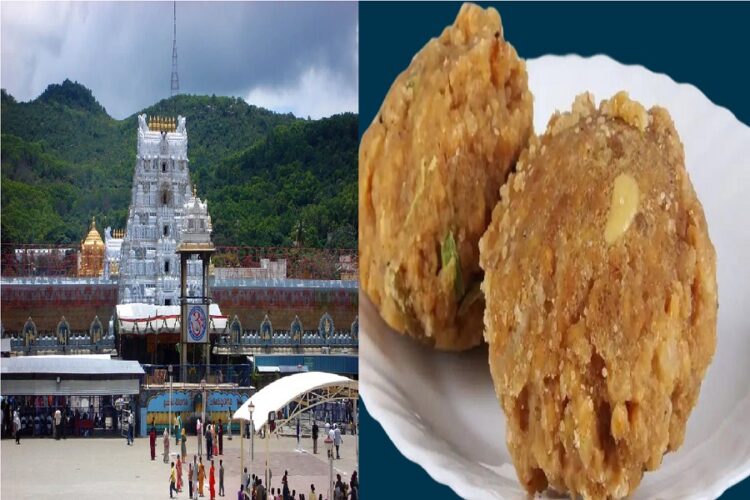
[1,355,144,376]
[116,303,227,334]
[233,371,357,431]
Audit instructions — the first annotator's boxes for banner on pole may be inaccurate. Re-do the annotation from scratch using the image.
[186,304,208,343]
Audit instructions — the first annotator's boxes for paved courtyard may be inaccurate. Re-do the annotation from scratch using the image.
[1,432,358,499]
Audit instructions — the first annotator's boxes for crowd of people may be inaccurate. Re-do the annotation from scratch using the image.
[147,415,226,461]
[237,469,359,500]
[2,399,359,500]
[309,420,344,459]
[150,415,358,500]
[148,416,228,499]
[169,455,225,500]
[1,404,110,442]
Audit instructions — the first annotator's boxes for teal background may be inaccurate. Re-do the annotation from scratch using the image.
[359,2,750,498]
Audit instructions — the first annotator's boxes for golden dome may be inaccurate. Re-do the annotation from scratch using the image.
[79,217,105,277]
[82,217,104,248]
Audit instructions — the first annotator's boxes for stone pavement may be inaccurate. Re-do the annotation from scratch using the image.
[1,433,358,499]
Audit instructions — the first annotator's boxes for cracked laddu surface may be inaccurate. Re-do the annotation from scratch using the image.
[479,92,717,499]
[359,3,533,350]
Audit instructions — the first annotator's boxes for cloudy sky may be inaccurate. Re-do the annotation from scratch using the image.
[1,1,358,119]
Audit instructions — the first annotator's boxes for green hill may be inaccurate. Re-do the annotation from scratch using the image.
[0,81,357,248]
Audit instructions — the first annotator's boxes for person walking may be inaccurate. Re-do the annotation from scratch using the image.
[181,427,188,459]
[196,418,203,457]
[309,484,316,500]
[177,454,184,492]
[212,422,218,458]
[188,460,194,499]
[128,411,135,445]
[164,428,171,463]
[170,462,179,499]
[61,407,68,439]
[311,421,319,454]
[282,476,290,500]
[349,472,358,500]
[334,474,345,500]
[242,468,248,491]
[150,424,157,460]
[209,460,216,500]
[217,419,224,455]
[175,414,182,446]
[198,457,206,497]
[219,460,225,497]
[206,423,213,461]
[327,426,335,459]
[124,412,130,445]
[333,424,342,459]
[295,418,301,451]
[258,479,268,500]
[13,409,21,445]
[54,408,62,440]
[192,456,199,500]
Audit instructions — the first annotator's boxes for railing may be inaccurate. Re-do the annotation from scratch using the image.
[1,245,78,277]
[4,331,116,354]
[141,363,252,386]
[219,329,358,348]
[211,246,357,280]
[2,244,357,281]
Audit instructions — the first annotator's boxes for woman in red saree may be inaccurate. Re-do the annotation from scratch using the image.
[149,425,157,460]
[209,460,216,500]
[176,455,183,492]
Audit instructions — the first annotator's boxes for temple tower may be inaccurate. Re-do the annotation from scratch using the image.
[118,115,203,305]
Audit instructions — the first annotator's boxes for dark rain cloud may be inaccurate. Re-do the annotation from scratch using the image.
[1,1,358,119]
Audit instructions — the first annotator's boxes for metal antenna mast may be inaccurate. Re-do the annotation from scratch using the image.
[170,1,179,97]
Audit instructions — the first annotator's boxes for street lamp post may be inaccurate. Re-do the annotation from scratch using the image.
[239,412,244,490]
[248,402,255,488]
[250,405,255,460]
[168,365,173,441]
[325,436,334,500]
[265,411,274,490]
[200,378,207,439]
[251,405,255,461]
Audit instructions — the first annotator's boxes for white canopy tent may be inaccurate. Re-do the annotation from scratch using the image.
[232,371,358,494]
[116,303,227,334]
[233,371,358,432]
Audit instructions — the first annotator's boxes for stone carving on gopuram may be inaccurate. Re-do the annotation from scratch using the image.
[118,115,205,305]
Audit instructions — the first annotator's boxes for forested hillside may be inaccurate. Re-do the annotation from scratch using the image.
[1,80,357,248]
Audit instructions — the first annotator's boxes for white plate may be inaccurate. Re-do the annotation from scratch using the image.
[360,54,750,499]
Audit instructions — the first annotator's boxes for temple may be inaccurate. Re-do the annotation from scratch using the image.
[1,115,358,436]
[78,217,105,277]
[118,114,203,305]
